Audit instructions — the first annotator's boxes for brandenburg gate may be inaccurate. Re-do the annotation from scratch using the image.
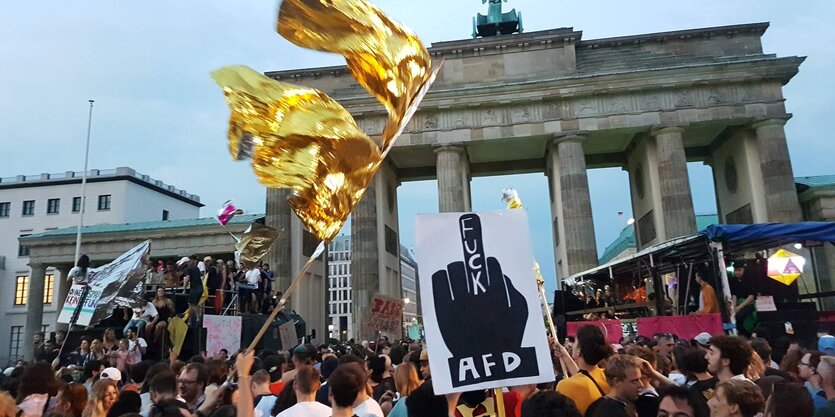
[264,21,804,339]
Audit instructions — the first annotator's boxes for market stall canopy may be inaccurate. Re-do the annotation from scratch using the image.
[701,222,835,252]
[563,221,835,286]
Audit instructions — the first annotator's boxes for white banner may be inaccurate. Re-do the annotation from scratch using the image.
[416,210,554,394]
[204,315,242,357]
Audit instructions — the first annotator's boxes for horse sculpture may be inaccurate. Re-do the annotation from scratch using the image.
[473,0,523,37]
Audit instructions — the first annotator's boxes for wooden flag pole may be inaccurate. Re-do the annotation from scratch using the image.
[493,388,507,417]
[538,284,569,377]
[246,242,325,352]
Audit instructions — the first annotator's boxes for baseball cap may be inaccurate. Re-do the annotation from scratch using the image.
[3,367,13,376]
[100,367,122,382]
[819,335,835,354]
[419,349,429,361]
[694,332,712,348]
[262,355,285,382]
[176,256,189,266]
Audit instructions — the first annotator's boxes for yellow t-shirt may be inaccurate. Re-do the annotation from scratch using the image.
[556,367,611,415]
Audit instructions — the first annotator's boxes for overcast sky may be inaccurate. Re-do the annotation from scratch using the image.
[1,0,833,295]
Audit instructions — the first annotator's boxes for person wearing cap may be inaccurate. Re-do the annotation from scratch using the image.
[99,367,122,384]
[691,271,719,315]
[820,336,835,356]
[281,344,314,383]
[203,256,220,314]
[181,256,204,327]
[693,333,712,353]
[263,355,287,396]
[315,356,339,406]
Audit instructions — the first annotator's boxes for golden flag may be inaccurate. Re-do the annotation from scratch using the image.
[213,0,435,243]
[277,0,434,150]
[212,67,382,242]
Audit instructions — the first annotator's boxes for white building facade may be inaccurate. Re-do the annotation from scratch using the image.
[400,247,419,329]
[327,235,420,341]
[0,167,201,365]
[327,235,352,340]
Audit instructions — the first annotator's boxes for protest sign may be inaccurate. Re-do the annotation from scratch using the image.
[278,321,299,351]
[205,315,242,357]
[365,295,405,334]
[416,210,554,394]
[57,284,100,326]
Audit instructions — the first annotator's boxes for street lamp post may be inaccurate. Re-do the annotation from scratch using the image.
[73,100,95,264]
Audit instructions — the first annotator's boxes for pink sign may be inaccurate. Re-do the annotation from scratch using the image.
[637,313,723,341]
[205,315,242,357]
[566,320,624,343]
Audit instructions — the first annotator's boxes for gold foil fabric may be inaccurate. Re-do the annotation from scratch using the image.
[235,222,282,268]
[213,0,434,243]
[277,0,433,150]
[212,66,382,241]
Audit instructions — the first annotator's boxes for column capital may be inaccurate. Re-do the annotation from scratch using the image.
[751,117,789,130]
[27,262,46,270]
[650,125,686,137]
[549,133,587,147]
[432,144,466,154]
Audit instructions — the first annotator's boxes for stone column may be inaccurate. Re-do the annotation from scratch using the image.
[752,119,802,222]
[547,135,598,276]
[652,126,697,238]
[265,188,293,291]
[435,145,471,213]
[24,263,46,361]
[352,177,378,341]
[351,163,401,340]
[56,264,72,332]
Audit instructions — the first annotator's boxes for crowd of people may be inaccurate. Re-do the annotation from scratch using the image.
[5,325,835,417]
[145,255,278,318]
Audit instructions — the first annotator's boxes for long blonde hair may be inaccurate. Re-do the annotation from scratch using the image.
[394,363,421,397]
[81,380,115,417]
[0,391,18,417]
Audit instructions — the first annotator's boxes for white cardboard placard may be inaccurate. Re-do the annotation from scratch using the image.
[416,210,554,394]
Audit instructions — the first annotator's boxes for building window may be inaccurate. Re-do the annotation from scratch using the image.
[8,326,22,363]
[44,274,54,304]
[97,195,111,211]
[22,200,35,216]
[72,197,82,213]
[47,198,60,214]
[18,234,30,257]
[0,202,9,218]
[162,210,169,221]
[14,276,28,305]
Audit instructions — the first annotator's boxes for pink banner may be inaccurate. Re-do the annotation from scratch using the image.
[637,313,723,340]
[820,311,835,322]
[566,320,623,343]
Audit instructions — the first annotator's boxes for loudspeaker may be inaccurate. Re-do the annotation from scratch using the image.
[178,328,207,360]
[552,290,584,315]
[240,312,307,352]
